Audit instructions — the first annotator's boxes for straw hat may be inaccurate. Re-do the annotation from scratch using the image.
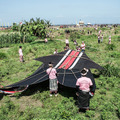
[81,68,89,76]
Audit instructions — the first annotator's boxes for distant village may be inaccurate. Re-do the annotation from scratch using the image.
[0,20,119,30]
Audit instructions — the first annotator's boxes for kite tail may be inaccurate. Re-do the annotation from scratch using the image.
[0,85,29,94]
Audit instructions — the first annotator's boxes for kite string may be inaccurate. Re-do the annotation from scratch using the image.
[32,73,49,84]
[9,69,47,86]
[70,69,78,80]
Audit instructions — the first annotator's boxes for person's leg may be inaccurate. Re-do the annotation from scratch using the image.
[54,90,58,96]
[50,91,52,96]
[20,55,22,62]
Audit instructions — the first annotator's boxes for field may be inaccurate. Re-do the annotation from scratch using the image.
[0,25,120,120]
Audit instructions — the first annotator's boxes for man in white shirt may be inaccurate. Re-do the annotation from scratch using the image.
[81,41,85,52]
[18,46,23,62]
[65,38,69,47]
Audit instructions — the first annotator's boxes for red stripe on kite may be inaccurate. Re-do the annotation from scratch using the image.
[59,51,79,69]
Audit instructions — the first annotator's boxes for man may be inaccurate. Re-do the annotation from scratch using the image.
[46,62,58,96]
[65,38,69,47]
[53,48,58,54]
[45,37,48,43]
[18,46,24,62]
[81,41,85,52]
[76,68,93,111]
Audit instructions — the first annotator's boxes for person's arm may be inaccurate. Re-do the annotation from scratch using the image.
[90,85,94,95]
[89,79,94,96]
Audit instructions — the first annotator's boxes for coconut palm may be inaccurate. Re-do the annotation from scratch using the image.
[20,17,51,40]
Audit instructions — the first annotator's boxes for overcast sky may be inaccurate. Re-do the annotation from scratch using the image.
[0,0,120,25]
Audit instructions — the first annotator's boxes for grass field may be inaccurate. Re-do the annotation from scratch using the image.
[0,26,120,120]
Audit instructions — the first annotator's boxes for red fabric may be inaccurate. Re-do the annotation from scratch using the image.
[59,51,79,69]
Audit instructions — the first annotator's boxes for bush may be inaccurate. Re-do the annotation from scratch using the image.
[101,64,120,77]
[114,30,118,34]
[86,44,98,52]
[65,29,70,34]
[118,36,120,41]
[85,110,95,118]
[0,52,7,59]
[70,32,77,41]
[0,33,37,48]
[105,44,116,50]
[109,51,120,58]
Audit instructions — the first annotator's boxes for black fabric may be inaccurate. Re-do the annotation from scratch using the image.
[73,52,103,70]
[35,50,67,68]
[77,90,90,109]
[5,50,100,89]
[6,65,49,87]
[35,50,103,70]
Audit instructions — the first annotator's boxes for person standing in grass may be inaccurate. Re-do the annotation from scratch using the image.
[45,37,48,43]
[54,48,58,54]
[98,35,100,43]
[101,34,103,43]
[64,46,67,51]
[74,40,78,46]
[108,36,111,44]
[46,62,58,96]
[81,41,85,52]
[65,37,69,47]
[76,68,93,111]
[18,46,24,62]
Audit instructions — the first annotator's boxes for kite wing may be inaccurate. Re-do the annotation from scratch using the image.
[35,49,103,89]
[35,49,103,70]
[0,50,102,94]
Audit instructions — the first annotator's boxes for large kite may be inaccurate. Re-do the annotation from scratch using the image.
[0,50,103,94]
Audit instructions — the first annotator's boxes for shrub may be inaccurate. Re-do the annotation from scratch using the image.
[101,64,120,77]
[0,52,7,59]
[101,110,117,120]
[114,30,118,34]
[105,44,116,50]
[85,110,95,118]
[65,29,70,34]
[99,89,106,95]
[86,45,98,52]
[109,51,120,58]
[0,33,37,48]
[90,101,98,110]
[118,36,120,41]
[70,32,77,41]
[117,106,120,119]
[0,97,16,115]
[25,35,37,43]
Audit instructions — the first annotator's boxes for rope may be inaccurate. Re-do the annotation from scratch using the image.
[20,69,46,82]
[70,69,78,80]
[32,73,48,84]
[58,70,80,74]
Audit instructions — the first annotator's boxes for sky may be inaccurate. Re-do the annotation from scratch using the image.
[0,0,120,25]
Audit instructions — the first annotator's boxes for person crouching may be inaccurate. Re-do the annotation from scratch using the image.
[46,62,58,96]
[76,68,93,111]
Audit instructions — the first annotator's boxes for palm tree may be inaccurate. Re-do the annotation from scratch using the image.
[20,17,51,40]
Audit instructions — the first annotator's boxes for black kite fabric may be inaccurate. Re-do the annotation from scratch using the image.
[5,50,102,90]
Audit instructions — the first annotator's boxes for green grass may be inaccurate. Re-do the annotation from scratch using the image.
[0,26,120,120]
